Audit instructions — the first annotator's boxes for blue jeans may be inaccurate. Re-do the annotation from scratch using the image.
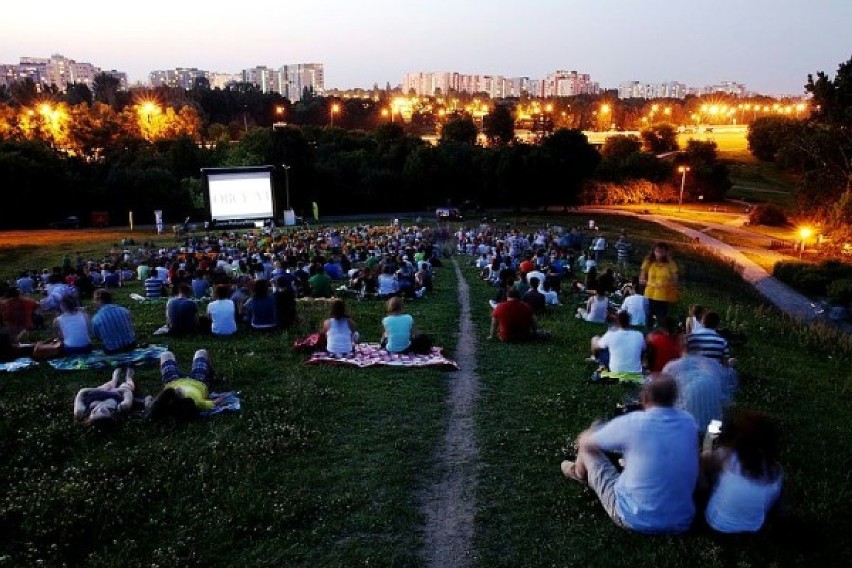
[160,357,211,385]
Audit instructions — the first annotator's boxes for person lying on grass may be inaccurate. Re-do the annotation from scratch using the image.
[561,373,699,534]
[73,367,136,430]
[147,349,217,420]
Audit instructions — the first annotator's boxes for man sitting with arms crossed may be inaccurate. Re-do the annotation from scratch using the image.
[561,373,698,533]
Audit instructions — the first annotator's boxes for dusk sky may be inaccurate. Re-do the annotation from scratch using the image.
[3,0,850,94]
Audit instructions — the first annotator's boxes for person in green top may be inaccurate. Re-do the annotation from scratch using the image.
[147,349,216,419]
[309,267,333,298]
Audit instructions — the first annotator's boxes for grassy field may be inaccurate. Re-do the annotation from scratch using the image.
[0,231,458,566]
[722,149,800,208]
[2,216,852,566]
[467,216,852,567]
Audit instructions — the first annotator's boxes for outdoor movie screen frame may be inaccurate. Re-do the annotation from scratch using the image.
[202,166,276,222]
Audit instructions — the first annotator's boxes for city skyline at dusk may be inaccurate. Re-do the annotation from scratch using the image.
[3,0,851,94]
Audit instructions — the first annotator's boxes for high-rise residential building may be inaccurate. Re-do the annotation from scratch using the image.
[280,63,325,100]
[0,54,127,92]
[703,81,747,97]
[150,68,209,90]
[619,80,688,99]
[242,66,277,93]
[506,77,534,97]
[209,72,239,90]
[236,63,323,100]
[403,71,570,98]
[544,70,598,97]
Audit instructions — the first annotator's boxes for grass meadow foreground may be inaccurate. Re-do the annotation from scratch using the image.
[1,215,851,567]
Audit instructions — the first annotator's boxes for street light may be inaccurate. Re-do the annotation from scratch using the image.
[281,164,291,211]
[330,103,340,127]
[799,227,812,258]
[677,165,691,211]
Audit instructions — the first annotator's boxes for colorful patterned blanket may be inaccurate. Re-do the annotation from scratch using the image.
[306,342,458,370]
[201,392,242,417]
[47,345,170,371]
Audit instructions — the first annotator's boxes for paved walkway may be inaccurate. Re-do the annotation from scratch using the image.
[581,207,825,324]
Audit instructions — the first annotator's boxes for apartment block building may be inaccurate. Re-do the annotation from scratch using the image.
[0,54,126,91]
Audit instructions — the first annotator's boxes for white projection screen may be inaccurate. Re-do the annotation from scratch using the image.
[206,169,275,221]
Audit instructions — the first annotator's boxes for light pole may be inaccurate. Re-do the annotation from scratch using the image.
[243,105,248,133]
[678,165,690,211]
[799,227,812,258]
[330,103,340,127]
[282,164,291,211]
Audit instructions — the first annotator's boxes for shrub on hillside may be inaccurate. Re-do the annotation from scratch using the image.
[827,279,852,307]
[581,180,678,205]
[748,204,789,226]
[773,261,852,298]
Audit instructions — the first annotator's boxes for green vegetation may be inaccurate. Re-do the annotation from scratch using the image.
[773,260,852,305]
[0,235,457,565]
[468,216,852,567]
[2,214,851,566]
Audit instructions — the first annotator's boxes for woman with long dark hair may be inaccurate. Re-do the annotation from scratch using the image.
[702,410,784,533]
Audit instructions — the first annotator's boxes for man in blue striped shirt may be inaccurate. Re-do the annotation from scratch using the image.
[684,311,738,400]
[92,290,137,354]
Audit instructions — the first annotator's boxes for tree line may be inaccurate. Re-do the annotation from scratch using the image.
[746,55,852,248]
[0,75,737,228]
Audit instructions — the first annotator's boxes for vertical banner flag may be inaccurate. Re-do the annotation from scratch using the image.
[129,211,134,232]
[154,210,164,234]
[312,202,319,221]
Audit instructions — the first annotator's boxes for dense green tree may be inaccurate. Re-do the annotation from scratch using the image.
[440,117,478,145]
[9,78,38,106]
[806,56,852,126]
[93,73,121,108]
[483,104,515,146]
[746,116,804,162]
[65,83,93,106]
[682,140,732,201]
[537,129,601,208]
[0,140,71,227]
[640,123,679,154]
[600,134,642,161]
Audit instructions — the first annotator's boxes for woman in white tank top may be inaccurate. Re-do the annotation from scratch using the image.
[322,300,358,355]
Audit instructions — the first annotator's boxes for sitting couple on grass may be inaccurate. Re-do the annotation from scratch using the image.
[562,374,783,535]
[318,297,430,356]
[73,349,224,428]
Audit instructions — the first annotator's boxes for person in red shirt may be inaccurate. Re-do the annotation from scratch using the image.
[489,288,537,342]
[518,254,535,275]
[0,287,41,340]
[645,317,682,373]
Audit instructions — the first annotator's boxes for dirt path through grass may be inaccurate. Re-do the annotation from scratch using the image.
[420,260,480,567]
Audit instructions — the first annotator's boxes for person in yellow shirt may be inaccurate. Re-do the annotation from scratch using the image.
[639,242,679,329]
[147,349,216,419]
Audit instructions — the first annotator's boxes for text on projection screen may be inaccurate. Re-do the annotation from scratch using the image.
[208,171,274,220]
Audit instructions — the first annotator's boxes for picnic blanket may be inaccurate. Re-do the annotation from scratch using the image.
[0,357,38,373]
[48,345,170,371]
[201,391,242,417]
[589,370,645,385]
[306,342,458,370]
